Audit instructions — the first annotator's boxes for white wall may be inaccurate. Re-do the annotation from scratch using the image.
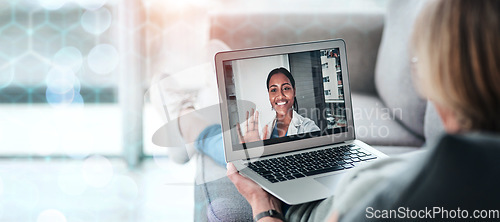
[233,55,289,128]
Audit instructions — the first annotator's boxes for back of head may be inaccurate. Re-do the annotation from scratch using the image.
[412,0,500,133]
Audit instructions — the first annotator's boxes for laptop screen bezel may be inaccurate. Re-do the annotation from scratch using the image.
[215,39,356,162]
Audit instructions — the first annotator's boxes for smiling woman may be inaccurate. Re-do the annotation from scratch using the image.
[235,67,320,144]
[265,68,320,139]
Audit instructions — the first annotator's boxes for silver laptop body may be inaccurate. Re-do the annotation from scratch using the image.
[215,39,387,205]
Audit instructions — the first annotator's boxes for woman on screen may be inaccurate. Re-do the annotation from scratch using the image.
[236,67,320,144]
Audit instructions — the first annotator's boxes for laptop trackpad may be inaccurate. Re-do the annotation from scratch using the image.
[314,174,343,189]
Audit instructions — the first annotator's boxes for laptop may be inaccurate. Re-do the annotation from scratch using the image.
[214,39,387,205]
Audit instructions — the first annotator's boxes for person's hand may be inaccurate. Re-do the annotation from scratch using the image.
[227,163,282,219]
[236,109,269,143]
[328,211,339,222]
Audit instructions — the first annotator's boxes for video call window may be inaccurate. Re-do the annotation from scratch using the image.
[223,48,347,150]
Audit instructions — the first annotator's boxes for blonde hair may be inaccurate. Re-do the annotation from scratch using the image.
[412,0,500,132]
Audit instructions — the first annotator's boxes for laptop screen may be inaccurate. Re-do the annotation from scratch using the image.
[222,47,348,151]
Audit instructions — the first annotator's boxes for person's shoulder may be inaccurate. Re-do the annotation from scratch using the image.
[439,132,500,145]
[428,132,500,156]
[292,110,312,122]
[292,111,319,128]
[302,118,318,129]
[334,150,429,220]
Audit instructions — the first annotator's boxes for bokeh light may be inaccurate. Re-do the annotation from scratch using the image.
[82,155,114,187]
[53,47,83,73]
[46,86,76,105]
[87,44,119,74]
[46,68,76,94]
[0,66,15,89]
[71,93,85,107]
[72,77,81,94]
[76,0,108,10]
[81,7,112,35]
[45,67,85,106]
[110,175,139,201]
[37,0,67,10]
[37,209,67,222]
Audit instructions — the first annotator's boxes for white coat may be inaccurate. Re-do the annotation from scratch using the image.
[263,110,320,139]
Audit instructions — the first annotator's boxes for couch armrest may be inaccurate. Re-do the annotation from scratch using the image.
[209,12,384,95]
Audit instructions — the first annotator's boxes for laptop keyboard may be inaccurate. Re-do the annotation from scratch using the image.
[246,144,377,183]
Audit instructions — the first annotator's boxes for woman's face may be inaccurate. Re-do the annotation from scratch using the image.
[268,73,295,116]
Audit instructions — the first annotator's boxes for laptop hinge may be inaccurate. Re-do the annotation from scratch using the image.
[345,139,356,144]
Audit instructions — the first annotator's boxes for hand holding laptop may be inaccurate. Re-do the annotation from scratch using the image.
[216,39,386,206]
[227,162,284,221]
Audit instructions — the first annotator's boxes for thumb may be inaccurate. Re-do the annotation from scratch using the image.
[262,124,269,140]
[226,162,238,177]
[226,163,243,185]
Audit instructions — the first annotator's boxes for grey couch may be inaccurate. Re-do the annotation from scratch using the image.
[191,0,444,221]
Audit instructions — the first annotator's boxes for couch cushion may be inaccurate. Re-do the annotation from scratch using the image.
[374,0,427,138]
[194,154,252,222]
[352,93,424,147]
[210,12,384,95]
